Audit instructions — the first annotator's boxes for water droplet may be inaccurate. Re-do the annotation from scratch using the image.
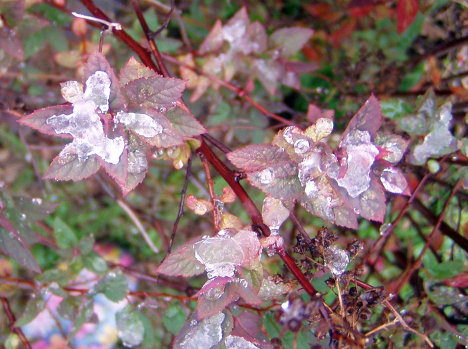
[159,107,167,113]
[281,300,290,311]
[294,139,310,154]
[20,213,27,221]
[283,126,298,144]
[304,179,318,197]
[32,198,43,205]
[353,208,360,214]
[190,320,197,326]
[205,286,223,300]
[258,168,274,185]
[379,223,392,235]
[324,245,349,276]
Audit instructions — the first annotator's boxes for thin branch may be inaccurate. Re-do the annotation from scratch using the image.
[361,172,431,269]
[168,155,192,253]
[199,152,220,232]
[117,199,160,254]
[148,0,175,39]
[392,179,463,295]
[353,278,434,347]
[288,210,312,244]
[1,297,32,349]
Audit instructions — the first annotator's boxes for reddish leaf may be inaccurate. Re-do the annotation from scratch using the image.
[243,21,267,54]
[100,127,128,191]
[186,194,213,215]
[269,27,314,58]
[227,144,290,172]
[83,52,126,111]
[397,0,419,34]
[442,273,468,288]
[135,109,184,148]
[329,18,357,46]
[341,95,382,141]
[232,230,261,266]
[123,76,186,110]
[303,3,341,21]
[0,0,24,25]
[348,0,377,18]
[44,152,101,182]
[197,283,238,320]
[18,105,73,138]
[120,135,151,196]
[199,19,224,54]
[0,26,23,59]
[165,107,206,138]
[232,279,262,306]
[156,237,205,277]
[119,57,157,86]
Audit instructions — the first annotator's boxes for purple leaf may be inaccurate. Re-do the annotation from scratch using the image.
[156,237,205,277]
[253,59,282,96]
[119,57,157,86]
[84,52,126,111]
[243,21,267,54]
[199,19,224,54]
[341,95,382,140]
[248,161,303,201]
[122,76,186,110]
[232,279,262,306]
[100,128,128,190]
[121,135,151,195]
[0,26,23,59]
[0,0,25,25]
[44,152,101,182]
[18,105,73,137]
[227,144,290,172]
[165,107,206,138]
[197,283,238,320]
[269,27,314,58]
[133,109,184,148]
[0,213,41,273]
[223,7,250,47]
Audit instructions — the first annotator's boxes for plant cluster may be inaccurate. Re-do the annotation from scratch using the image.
[0,0,467,348]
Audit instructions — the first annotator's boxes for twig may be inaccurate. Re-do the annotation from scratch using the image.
[117,199,160,254]
[288,211,312,244]
[198,152,220,231]
[148,0,175,39]
[162,54,296,126]
[361,172,431,269]
[202,134,231,153]
[392,179,463,295]
[168,155,192,253]
[353,278,434,347]
[1,297,32,349]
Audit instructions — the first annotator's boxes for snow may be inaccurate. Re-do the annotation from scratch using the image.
[179,313,225,349]
[114,111,163,138]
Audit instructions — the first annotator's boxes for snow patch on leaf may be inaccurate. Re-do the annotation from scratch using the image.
[176,313,226,349]
[115,111,163,138]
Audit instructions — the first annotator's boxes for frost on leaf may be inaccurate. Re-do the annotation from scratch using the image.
[225,335,259,349]
[374,134,409,163]
[175,312,231,349]
[115,111,163,138]
[262,196,290,233]
[334,130,379,198]
[45,72,125,166]
[194,234,244,279]
[408,102,459,165]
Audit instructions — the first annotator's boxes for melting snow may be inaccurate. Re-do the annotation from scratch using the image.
[225,335,259,349]
[115,112,163,138]
[324,245,349,276]
[180,313,225,349]
[47,71,124,164]
[335,130,379,198]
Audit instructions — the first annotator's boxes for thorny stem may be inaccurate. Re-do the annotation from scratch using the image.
[1,297,32,349]
[392,179,463,295]
[168,155,192,253]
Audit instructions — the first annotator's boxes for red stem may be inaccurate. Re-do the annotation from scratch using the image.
[1,297,32,349]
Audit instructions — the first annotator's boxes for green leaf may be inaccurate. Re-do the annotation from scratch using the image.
[36,269,70,287]
[162,302,186,335]
[52,216,78,249]
[116,305,145,347]
[83,252,108,274]
[77,234,95,255]
[95,270,128,302]
[15,288,47,327]
[423,251,464,280]
[68,298,95,339]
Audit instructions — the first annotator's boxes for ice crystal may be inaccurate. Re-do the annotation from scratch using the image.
[114,111,163,138]
[324,245,349,276]
[380,168,407,194]
[225,335,259,349]
[335,130,379,198]
[193,236,244,279]
[294,138,310,154]
[46,71,124,164]
[180,313,225,349]
[258,168,274,185]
